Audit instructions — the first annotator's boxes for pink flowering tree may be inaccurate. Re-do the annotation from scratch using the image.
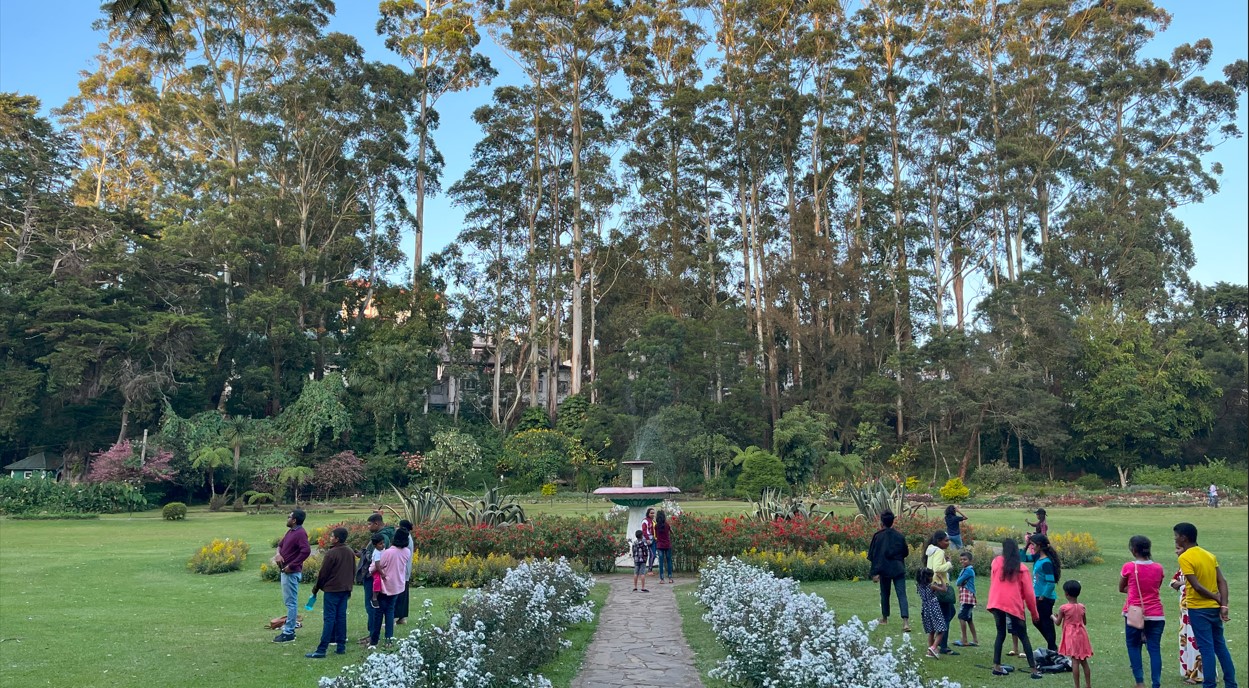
[313,451,365,498]
[86,440,175,485]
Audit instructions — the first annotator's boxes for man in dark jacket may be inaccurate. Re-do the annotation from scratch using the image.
[274,509,311,643]
[306,527,357,658]
[868,509,911,632]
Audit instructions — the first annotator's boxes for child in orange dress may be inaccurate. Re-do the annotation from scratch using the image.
[1054,579,1094,688]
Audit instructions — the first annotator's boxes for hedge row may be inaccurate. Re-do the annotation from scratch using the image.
[0,477,147,515]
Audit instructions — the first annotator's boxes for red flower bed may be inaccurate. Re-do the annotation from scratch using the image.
[406,517,627,572]
[670,513,959,572]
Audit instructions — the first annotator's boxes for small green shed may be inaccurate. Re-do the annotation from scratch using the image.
[3,452,64,480]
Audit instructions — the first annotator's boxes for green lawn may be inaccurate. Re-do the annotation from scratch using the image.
[0,508,606,688]
[677,506,1248,688]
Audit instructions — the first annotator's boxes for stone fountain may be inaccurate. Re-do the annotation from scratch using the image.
[594,460,680,568]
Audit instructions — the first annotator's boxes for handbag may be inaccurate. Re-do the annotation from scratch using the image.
[1125,562,1146,629]
[933,581,956,606]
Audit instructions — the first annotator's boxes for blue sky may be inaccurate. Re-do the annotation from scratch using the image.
[2,1,1245,287]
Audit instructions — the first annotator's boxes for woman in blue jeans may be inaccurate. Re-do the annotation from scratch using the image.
[1121,535,1166,688]
[654,510,674,582]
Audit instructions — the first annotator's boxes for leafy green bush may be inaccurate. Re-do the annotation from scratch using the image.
[187,538,250,574]
[0,477,147,515]
[938,477,970,502]
[1075,475,1104,491]
[735,446,788,499]
[969,461,1023,490]
[162,502,188,520]
[1133,459,1248,491]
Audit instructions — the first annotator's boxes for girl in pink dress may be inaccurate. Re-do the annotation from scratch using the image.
[1054,579,1094,688]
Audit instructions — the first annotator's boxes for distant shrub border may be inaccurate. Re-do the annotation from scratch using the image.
[7,512,100,520]
[0,477,146,515]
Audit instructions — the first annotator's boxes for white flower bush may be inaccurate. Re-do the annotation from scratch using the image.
[320,558,594,688]
[695,557,959,688]
[659,498,683,517]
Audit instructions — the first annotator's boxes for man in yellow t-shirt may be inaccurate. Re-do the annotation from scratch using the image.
[1174,522,1236,688]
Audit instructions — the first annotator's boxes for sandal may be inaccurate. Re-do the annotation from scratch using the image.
[1030,671,1044,680]
[992,669,1011,676]
[1007,650,1019,657]
[926,647,940,659]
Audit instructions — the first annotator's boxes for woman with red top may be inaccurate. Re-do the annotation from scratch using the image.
[654,510,673,583]
[987,538,1042,679]
[1121,535,1167,688]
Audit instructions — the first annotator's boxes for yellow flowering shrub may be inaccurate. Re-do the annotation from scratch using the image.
[258,552,323,582]
[1049,531,1103,568]
[188,537,249,575]
[411,551,519,588]
[740,544,871,582]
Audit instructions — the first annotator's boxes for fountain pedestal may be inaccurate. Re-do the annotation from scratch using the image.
[594,461,680,568]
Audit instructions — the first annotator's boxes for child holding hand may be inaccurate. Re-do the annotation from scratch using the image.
[917,567,948,659]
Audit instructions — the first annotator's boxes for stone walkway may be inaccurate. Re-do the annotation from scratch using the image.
[571,575,705,688]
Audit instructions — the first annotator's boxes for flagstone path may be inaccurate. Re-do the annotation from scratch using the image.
[571,574,705,688]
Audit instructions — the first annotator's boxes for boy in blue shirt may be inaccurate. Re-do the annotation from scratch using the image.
[953,550,979,647]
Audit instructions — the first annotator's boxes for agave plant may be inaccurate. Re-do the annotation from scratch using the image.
[443,483,527,527]
[388,484,447,525]
[846,476,923,523]
[749,487,832,522]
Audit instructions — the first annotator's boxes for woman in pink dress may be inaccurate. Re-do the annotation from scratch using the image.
[1055,579,1093,688]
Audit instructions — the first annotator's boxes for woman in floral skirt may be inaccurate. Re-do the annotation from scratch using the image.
[1170,565,1203,684]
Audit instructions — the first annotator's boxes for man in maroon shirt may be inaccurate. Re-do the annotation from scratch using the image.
[274,509,311,643]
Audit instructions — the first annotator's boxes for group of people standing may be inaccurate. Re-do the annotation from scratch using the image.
[270,509,416,658]
[868,507,1237,688]
[634,507,674,588]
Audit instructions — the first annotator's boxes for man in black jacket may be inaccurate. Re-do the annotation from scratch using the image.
[868,510,912,632]
[306,527,357,658]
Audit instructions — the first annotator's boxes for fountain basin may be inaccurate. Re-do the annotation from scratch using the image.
[594,460,680,568]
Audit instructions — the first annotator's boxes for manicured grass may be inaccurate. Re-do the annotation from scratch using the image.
[677,506,1248,688]
[0,509,603,688]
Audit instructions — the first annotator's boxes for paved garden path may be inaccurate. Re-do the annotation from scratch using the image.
[571,575,705,688]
